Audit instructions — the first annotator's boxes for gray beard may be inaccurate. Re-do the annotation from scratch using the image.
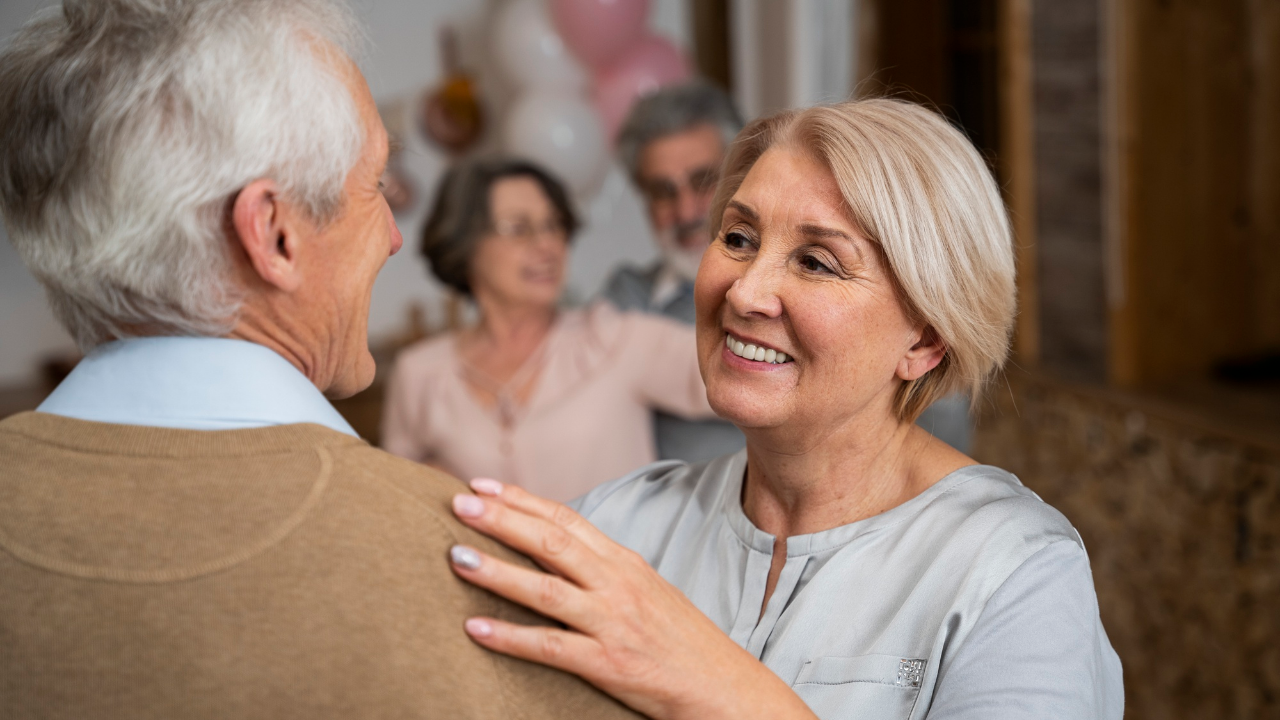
[655,222,707,282]
[659,244,704,283]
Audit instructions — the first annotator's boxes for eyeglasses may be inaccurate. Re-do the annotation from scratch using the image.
[489,218,567,242]
[638,165,720,206]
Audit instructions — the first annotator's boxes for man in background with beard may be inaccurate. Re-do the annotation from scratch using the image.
[602,81,746,463]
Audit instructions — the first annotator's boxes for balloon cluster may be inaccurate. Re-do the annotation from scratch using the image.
[494,0,689,199]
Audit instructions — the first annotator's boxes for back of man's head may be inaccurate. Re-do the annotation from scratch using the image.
[0,0,364,350]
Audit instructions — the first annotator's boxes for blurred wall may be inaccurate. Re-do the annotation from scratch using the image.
[0,0,75,387]
[975,371,1280,720]
[729,0,858,120]
[1033,0,1107,382]
[0,0,691,387]
[1106,0,1280,388]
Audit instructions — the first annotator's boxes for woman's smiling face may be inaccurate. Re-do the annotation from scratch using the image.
[469,176,568,310]
[695,145,930,443]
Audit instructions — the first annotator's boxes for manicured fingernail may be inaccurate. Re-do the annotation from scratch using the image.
[453,494,485,518]
[464,618,494,638]
[470,477,504,496]
[450,545,482,570]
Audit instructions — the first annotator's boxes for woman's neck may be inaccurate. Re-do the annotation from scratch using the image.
[740,411,971,540]
[470,293,555,345]
[461,294,557,383]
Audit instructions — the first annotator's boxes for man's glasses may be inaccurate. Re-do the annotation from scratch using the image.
[639,166,720,206]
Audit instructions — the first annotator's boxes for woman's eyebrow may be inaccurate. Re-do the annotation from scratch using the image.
[798,223,866,261]
[725,200,758,222]
[797,223,851,241]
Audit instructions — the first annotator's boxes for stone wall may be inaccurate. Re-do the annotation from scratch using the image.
[974,372,1280,719]
[1031,0,1108,381]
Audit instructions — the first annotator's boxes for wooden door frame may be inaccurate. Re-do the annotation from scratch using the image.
[998,0,1040,366]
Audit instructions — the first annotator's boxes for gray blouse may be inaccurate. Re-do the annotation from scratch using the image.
[571,452,1123,719]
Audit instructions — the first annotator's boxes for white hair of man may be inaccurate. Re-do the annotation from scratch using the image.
[0,0,365,349]
[615,80,743,182]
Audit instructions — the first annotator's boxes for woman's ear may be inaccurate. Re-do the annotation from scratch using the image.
[231,179,304,292]
[897,326,947,382]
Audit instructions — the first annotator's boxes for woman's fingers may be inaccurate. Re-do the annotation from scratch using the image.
[461,615,604,679]
[452,493,609,589]
[449,544,599,630]
[468,478,618,557]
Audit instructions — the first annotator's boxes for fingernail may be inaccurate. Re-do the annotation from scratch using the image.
[464,618,494,638]
[453,494,485,518]
[450,545,482,570]
[470,477,504,496]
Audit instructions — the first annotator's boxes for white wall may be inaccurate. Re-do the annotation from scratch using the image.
[729,0,859,121]
[0,0,688,386]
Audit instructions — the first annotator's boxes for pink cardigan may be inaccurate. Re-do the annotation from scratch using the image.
[381,303,718,502]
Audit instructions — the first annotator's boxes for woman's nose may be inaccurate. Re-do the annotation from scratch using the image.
[528,233,567,264]
[725,256,783,319]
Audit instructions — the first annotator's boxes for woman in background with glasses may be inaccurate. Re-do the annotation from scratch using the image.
[382,158,717,502]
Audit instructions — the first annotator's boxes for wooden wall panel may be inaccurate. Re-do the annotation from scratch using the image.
[866,0,949,105]
[998,0,1040,365]
[1249,0,1280,350]
[1112,0,1280,387]
[692,0,732,93]
[1103,0,1140,386]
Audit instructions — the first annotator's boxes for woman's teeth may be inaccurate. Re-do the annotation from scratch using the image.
[726,335,790,364]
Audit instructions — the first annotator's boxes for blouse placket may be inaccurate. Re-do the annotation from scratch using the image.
[455,335,553,487]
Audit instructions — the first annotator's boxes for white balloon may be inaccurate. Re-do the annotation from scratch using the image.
[492,0,588,92]
[503,91,608,199]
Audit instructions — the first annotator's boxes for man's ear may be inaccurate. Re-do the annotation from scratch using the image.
[897,325,947,382]
[231,179,303,292]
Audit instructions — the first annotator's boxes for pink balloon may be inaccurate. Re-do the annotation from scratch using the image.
[551,0,650,71]
[592,33,691,142]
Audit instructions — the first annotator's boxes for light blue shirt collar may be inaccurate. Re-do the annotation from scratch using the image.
[37,337,358,437]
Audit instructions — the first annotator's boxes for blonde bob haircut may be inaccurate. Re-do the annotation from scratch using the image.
[710,99,1016,422]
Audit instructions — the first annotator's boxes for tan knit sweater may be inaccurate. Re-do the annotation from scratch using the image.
[0,412,642,720]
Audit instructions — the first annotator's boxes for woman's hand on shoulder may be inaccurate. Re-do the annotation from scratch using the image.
[448,479,817,720]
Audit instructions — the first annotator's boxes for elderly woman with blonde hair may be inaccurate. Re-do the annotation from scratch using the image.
[443,99,1123,719]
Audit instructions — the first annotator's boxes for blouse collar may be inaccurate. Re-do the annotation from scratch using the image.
[718,451,994,557]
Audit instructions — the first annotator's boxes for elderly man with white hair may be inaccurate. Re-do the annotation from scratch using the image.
[0,2,642,719]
